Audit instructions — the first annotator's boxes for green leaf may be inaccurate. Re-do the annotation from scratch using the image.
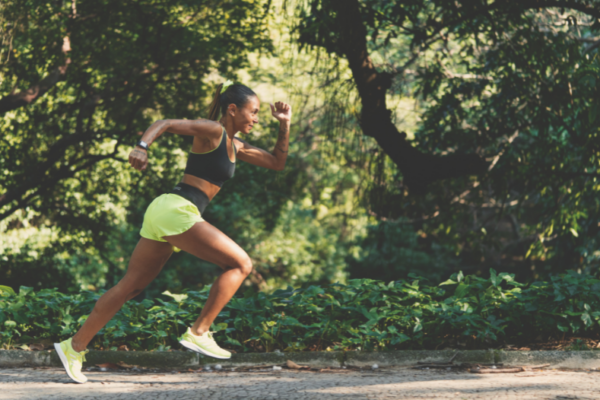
[213,323,228,331]
[489,269,498,287]
[243,287,257,299]
[570,228,579,237]
[0,286,16,296]
[413,317,422,333]
[18,286,34,297]
[570,320,582,332]
[582,312,593,327]
[162,291,188,303]
[439,279,457,286]
[454,283,469,298]
[4,321,17,328]
[390,333,410,345]
[225,338,242,347]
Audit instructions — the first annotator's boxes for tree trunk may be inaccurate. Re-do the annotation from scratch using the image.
[329,0,488,193]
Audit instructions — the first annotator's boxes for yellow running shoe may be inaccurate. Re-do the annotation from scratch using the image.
[54,338,89,383]
[179,328,231,359]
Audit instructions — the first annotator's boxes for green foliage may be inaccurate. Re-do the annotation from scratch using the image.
[3,270,600,352]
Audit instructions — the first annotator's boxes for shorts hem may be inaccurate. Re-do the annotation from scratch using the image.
[140,232,169,243]
[160,218,203,239]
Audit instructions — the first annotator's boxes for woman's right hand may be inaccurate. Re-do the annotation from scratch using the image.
[129,147,148,171]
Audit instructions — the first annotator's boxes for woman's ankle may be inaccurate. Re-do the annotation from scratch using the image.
[70,337,87,353]
[191,325,209,337]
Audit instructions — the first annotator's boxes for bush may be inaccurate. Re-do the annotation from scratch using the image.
[347,221,456,283]
[2,270,600,352]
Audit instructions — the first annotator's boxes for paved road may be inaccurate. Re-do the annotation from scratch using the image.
[1,367,599,399]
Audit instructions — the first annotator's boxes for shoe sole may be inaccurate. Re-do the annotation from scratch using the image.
[54,343,87,384]
[179,340,231,360]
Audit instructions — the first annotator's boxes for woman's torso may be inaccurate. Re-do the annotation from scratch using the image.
[182,127,236,201]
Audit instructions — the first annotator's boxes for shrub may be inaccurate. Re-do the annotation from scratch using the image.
[2,270,600,352]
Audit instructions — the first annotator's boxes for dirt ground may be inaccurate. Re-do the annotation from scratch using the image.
[1,365,599,400]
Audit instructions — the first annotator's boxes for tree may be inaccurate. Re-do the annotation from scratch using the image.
[296,0,600,276]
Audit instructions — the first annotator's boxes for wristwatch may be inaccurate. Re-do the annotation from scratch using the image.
[136,140,149,151]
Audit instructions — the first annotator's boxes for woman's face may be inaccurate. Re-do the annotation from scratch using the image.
[231,95,260,135]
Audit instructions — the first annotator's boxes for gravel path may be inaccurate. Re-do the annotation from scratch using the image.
[1,366,599,399]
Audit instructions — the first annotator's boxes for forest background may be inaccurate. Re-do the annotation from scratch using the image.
[1,0,599,299]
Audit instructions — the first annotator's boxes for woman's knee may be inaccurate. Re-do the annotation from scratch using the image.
[232,254,253,277]
[114,280,145,301]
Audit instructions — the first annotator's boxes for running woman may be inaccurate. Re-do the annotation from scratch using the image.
[54,81,292,383]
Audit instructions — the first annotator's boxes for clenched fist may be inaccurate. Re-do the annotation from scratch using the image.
[270,101,292,123]
[129,147,148,171]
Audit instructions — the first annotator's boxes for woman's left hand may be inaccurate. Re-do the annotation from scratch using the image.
[270,101,292,123]
[129,147,148,171]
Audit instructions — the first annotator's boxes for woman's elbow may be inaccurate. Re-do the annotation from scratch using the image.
[154,119,169,128]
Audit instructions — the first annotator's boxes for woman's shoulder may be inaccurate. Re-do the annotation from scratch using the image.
[191,123,225,153]
[233,136,248,150]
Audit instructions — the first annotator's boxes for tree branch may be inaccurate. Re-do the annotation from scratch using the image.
[430,0,600,40]
[0,37,71,115]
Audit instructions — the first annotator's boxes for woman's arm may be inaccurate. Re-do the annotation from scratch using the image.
[129,119,222,171]
[235,102,292,171]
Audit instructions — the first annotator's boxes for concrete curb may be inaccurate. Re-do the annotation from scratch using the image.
[0,350,344,370]
[496,350,600,369]
[345,350,495,367]
[1,349,600,370]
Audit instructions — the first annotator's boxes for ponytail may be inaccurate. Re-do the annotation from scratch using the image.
[207,84,224,121]
[207,82,257,121]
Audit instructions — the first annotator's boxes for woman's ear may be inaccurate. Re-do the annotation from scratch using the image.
[228,104,237,117]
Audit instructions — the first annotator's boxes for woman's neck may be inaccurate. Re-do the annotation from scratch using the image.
[219,117,237,139]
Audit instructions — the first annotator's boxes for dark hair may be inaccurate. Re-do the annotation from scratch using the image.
[207,83,257,121]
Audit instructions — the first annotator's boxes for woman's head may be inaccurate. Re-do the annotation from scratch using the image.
[208,82,259,134]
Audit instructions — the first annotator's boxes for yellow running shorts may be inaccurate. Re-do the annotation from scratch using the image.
[140,193,204,242]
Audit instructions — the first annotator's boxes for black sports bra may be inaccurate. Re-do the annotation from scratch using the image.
[184,128,236,187]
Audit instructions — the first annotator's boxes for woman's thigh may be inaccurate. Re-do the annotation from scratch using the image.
[119,238,174,291]
[163,221,250,270]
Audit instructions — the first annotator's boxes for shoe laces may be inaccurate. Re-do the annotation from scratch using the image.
[205,332,219,347]
[73,349,88,363]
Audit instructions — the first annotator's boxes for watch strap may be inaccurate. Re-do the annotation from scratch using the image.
[136,140,149,151]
